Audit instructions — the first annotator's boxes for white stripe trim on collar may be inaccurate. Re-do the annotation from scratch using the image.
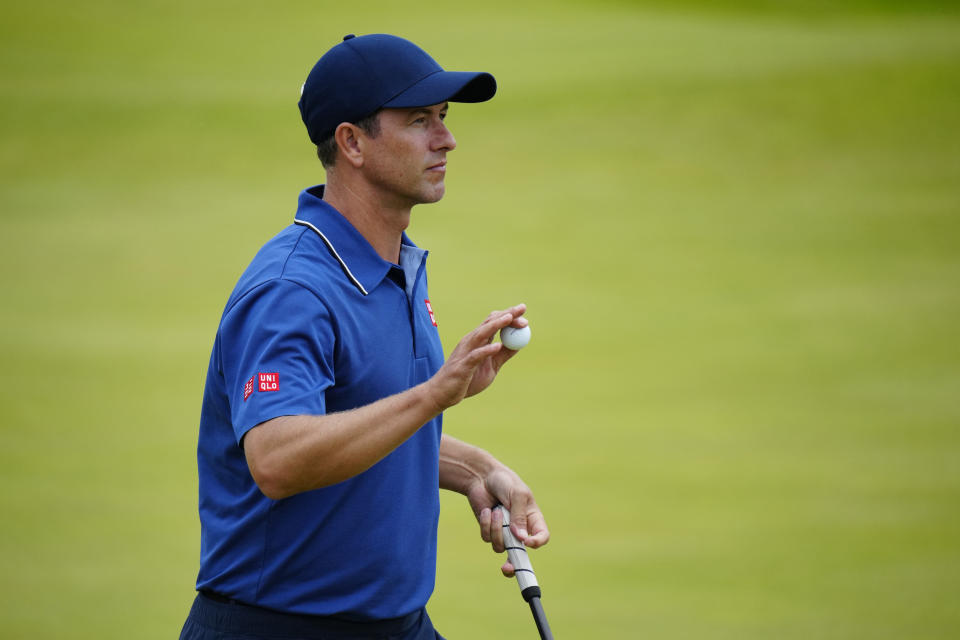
[294,218,369,296]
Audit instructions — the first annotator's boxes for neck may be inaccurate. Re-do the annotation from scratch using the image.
[323,176,410,264]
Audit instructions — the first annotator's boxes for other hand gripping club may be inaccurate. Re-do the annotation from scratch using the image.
[496,506,554,639]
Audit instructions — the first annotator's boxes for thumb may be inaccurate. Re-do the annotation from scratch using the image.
[508,498,530,543]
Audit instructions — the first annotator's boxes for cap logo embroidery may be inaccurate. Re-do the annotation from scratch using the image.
[243,375,255,402]
[258,372,279,392]
[424,299,438,327]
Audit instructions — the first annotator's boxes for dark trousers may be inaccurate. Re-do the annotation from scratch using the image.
[179,591,446,640]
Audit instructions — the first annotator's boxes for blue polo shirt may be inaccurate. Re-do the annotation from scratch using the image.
[194,185,445,619]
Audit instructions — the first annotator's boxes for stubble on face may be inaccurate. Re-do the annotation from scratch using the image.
[360,103,456,210]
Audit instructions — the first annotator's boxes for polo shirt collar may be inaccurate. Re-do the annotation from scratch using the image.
[293,185,425,296]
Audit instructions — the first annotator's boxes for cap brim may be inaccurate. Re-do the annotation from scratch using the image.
[383,71,496,108]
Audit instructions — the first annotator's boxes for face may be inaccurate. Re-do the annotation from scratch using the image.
[358,102,457,209]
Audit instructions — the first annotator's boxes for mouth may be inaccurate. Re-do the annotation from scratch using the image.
[427,160,447,173]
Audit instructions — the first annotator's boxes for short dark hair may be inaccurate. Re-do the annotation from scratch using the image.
[316,110,382,168]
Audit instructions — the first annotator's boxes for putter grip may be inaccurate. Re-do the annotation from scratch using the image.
[498,506,541,601]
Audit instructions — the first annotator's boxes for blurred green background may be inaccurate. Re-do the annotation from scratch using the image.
[2,0,959,638]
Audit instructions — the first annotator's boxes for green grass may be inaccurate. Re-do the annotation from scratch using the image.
[2,1,959,638]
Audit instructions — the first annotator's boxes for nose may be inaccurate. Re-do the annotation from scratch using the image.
[434,121,457,152]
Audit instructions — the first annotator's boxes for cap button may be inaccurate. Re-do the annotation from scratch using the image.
[343,34,356,41]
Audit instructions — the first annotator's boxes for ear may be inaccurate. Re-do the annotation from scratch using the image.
[334,122,365,168]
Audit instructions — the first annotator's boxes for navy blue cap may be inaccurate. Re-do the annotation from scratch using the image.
[298,34,497,144]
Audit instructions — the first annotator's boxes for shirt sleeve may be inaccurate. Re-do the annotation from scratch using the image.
[218,278,336,444]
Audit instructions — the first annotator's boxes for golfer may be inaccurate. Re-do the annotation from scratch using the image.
[179,33,549,640]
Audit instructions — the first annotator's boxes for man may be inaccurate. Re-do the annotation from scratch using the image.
[179,34,549,640]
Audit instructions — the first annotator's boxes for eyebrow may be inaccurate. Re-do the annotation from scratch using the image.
[409,103,449,117]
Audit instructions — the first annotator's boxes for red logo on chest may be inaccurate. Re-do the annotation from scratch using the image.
[258,372,279,392]
[243,375,255,401]
[424,299,438,327]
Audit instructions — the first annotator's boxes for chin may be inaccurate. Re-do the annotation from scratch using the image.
[419,185,446,204]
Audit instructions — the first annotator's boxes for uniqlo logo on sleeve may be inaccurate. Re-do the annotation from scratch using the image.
[243,375,255,402]
[424,299,438,327]
[258,372,279,392]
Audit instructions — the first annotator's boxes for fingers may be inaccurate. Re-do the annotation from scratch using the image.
[523,509,551,549]
[428,303,530,410]
[505,304,529,329]
[473,304,526,342]
[447,314,509,368]
[476,306,524,344]
[478,507,493,544]
[507,496,531,544]
[449,305,528,391]
[449,304,527,361]
[460,341,504,368]
[483,304,529,366]
[474,483,549,581]
[477,505,507,553]
[486,303,526,323]
[489,504,506,553]
[503,493,550,549]
[503,303,527,324]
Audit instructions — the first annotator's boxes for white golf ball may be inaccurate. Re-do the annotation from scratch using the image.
[500,325,531,350]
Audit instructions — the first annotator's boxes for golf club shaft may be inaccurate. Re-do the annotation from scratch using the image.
[529,596,553,640]
[497,506,554,640]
